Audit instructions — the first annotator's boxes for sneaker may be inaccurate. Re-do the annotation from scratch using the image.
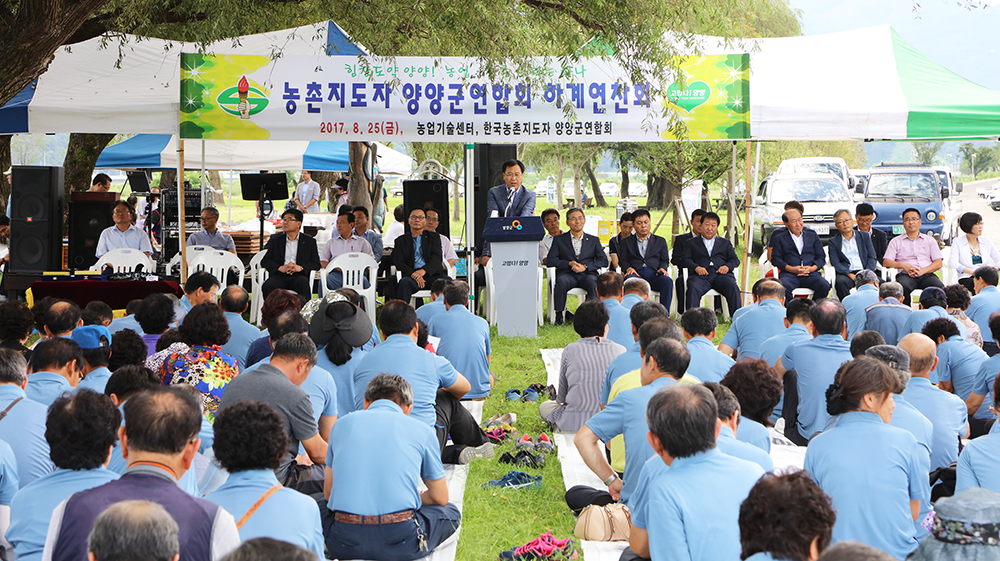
[485,427,517,444]
[483,470,543,490]
[505,389,521,401]
[522,388,540,402]
[535,433,555,453]
[459,442,495,464]
[514,449,546,469]
[527,383,557,401]
[515,433,535,451]
[499,532,577,560]
[499,451,518,465]
[485,412,517,428]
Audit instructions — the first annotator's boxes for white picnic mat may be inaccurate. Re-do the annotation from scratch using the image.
[541,348,563,390]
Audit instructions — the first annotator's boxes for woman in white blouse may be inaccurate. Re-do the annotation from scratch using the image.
[950,212,1000,292]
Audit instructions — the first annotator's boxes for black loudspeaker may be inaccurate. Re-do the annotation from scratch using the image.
[403,179,450,239]
[473,143,517,250]
[69,201,115,269]
[10,166,64,274]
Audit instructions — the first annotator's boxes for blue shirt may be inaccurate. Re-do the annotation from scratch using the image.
[719,298,786,359]
[889,394,934,538]
[415,296,446,325]
[957,432,1000,494]
[222,312,263,370]
[843,284,879,339]
[933,334,989,394]
[363,319,381,351]
[7,467,118,561]
[686,336,734,384]
[646,448,765,561]
[25,372,73,407]
[326,399,444,515]
[717,425,772,472]
[315,346,366,417]
[356,229,383,259]
[244,336,272,367]
[621,294,644,310]
[737,417,771,453]
[95,224,153,258]
[78,366,112,394]
[972,353,1000,419]
[628,453,668,531]
[731,302,755,322]
[781,334,853,439]
[901,306,967,340]
[204,469,324,560]
[586,376,677,505]
[244,361,337,453]
[600,342,641,405]
[428,305,492,399]
[0,386,53,488]
[412,234,426,269]
[108,315,144,336]
[903,376,968,471]
[864,298,912,345]
[187,229,236,251]
[0,440,18,505]
[603,299,634,349]
[968,285,1000,343]
[761,324,813,422]
[353,334,459,426]
[804,411,928,559]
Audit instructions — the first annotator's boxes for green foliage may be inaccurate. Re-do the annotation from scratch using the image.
[912,141,944,165]
[756,140,867,176]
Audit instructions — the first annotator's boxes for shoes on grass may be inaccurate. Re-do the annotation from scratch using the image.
[483,470,543,490]
[515,433,535,451]
[505,389,521,401]
[458,442,495,464]
[499,532,577,560]
[535,432,555,453]
[527,383,556,401]
[499,450,546,469]
[522,388,540,402]
[485,412,517,428]
[485,427,519,444]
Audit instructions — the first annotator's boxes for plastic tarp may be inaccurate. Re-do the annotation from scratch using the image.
[96,134,413,175]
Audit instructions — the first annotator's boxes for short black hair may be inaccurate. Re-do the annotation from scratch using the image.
[596,272,624,298]
[353,206,369,218]
[220,286,249,313]
[690,208,707,221]
[393,204,405,222]
[922,316,960,342]
[336,288,362,306]
[122,388,201,454]
[810,299,846,336]
[184,271,219,296]
[416,319,429,348]
[93,173,112,186]
[268,311,309,341]
[573,299,609,338]
[408,207,425,218]
[681,307,717,337]
[541,208,560,222]
[108,329,148,371]
[501,159,526,174]
[45,300,82,335]
[702,211,721,225]
[566,207,584,220]
[104,365,161,402]
[31,337,83,373]
[112,200,137,222]
[639,318,684,351]
[156,328,183,353]
[850,330,886,358]
[379,300,417,337]
[990,313,1000,343]
[855,202,874,217]
[83,301,113,325]
[618,212,632,223]
[703,381,740,420]
[0,301,34,342]
[179,303,231,347]
[337,210,355,223]
[784,201,805,214]
[202,206,220,219]
[945,284,971,311]
[631,209,650,221]
[281,208,304,222]
[750,278,769,298]
[739,470,836,561]
[629,300,667,331]
[759,281,786,300]
[975,265,999,287]
[901,207,921,221]
[46,389,121,470]
[786,297,814,323]
[213,401,289,472]
[32,297,56,334]
[959,212,982,234]
[82,344,111,369]
[721,359,782,426]
[221,538,316,561]
[646,385,717,458]
[430,278,450,296]
[125,299,143,315]
[136,294,174,335]
[645,337,690,378]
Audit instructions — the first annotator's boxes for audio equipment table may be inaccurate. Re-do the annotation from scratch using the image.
[27,280,184,310]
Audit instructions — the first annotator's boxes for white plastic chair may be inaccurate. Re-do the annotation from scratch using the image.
[910,288,924,310]
[189,250,245,287]
[397,261,457,308]
[698,266,740,321]
[758,253,815,299]
[98,248,153,274]
[248,250,268,326]
[484,259,497,325]
[547,266,588,324]
[320,252,379,324]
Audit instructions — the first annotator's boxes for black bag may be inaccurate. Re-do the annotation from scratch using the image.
[929,462,957,502]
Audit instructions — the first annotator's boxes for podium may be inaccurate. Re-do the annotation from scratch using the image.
[483,217,544,337]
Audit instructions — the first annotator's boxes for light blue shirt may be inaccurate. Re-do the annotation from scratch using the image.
[903,376,969,471]
[737,418,771,453]
[326,399,444,515]
[719,298,786,359]
[363,319,381,351]
[412,234,426,269]
[295,180,322,213]
[968,285,1000,343]
[685,336,734,384]
[957,432,1000,494]
[621,293,644,310]
[586,376,677,506]
[717,425,772,472]
[841,234,862,270]
[781,334,853,439]
[415,296,446,325]
[205,469,324,560]
[222,312,263,370]
[971,353,1000,419]
[804,411,928,560]
[646,448,765,561]
[600,342,641,405]
[843,284,879,339]
[628,453,668,531]
[353,334,459,426]
[864,298,912,345]
[187,229,236,251]
[356,229,383,259]
[428,305,492,399]
[315,346,366,417]
[603,299,634,349]
[78,366,112,394]
[761,323,813,422]
[7,467,118,561]
[731,302,756,323]
[933,334,989,394]
[889,394,934,538]
[95,224,153,258]
[108,314,144,336]
[901,306,967,340]
[0,440,18,505]
[25,372,73,407]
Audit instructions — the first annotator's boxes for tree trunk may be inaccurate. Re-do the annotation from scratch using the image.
[310,171,338,212]
[585,161,608,207]
[62,133,116,203]
[619,156,629,199]
[0,136,10,216]
[647,175,664,210]
[348,142,372,214]
[452,163,462,221]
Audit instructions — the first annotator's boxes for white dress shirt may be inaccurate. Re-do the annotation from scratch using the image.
[285,234,300,264]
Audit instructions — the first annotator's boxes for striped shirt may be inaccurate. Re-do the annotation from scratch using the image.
[547,337,626,432]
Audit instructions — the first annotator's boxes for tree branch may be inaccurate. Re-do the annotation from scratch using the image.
[517,0,605,32]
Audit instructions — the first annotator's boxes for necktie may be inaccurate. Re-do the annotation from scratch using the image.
[505,189,515,217]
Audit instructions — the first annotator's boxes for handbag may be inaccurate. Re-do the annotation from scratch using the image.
[573,503,631,541]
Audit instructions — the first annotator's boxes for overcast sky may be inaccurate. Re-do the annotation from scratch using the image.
[788,0,999,90]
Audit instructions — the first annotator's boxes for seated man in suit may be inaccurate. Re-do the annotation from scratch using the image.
[486,159,535,218]
[393,207,450,304]
[683,212,741,317]
[670,208,706,315]
[261,208,321,303]
[856,203,888,267]
[770,207,830,302]
[619,209,673,310]
[828,209,879,300]
[546,208,608,325]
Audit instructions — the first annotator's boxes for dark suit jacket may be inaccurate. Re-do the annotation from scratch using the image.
[392,230,444,277]
[771,228,826,272]
[670,232,694,268]
[261,232,321,277]
[828,229,878,275]
[546,232,608,273]
[864,227,888,264]
[682,235,740,275]
[486,184,536,218]
[620,234,671,273]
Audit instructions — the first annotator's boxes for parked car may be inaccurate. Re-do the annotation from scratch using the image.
[777,157,855,191]
[599,182,619,196]
[980,180,1000,199]
[388,180,403,197]
[628,184,648,197]
[750,172,854,251]
[562,180,587,198]
[860,163,954,244]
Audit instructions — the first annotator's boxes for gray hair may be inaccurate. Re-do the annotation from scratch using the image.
[202,207,220,219]
[879,282,904,300]
[442,281,470,306]
[854,269,879,289]
[646,385,717,459]
[88,500,179,561]
[623,277,650,297]
[221,538,317,561]
[833,209,852,222]
[272,332,317,367]
[0,349,26,385]
[364,373,414,407]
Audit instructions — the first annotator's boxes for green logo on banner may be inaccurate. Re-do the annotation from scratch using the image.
[216,86,269,117]
[667,80,711,112]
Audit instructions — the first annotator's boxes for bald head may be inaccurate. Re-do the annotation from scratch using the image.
[897,333,938,377]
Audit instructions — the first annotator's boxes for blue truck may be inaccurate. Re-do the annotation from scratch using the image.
[856,163,962,244]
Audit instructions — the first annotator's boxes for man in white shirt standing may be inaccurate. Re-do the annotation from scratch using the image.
[95,200,153,260]
[293,171,321,214]
[321,209,374,290]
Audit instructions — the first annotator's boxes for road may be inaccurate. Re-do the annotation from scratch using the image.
[957,178,1000,242]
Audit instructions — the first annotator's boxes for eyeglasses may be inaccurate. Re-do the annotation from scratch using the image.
[503,172,523,178]
[200,216,216,222]
[409,215,425,220]
[281,217,301,223]
[112,210,131,217]
[834,219,852,226]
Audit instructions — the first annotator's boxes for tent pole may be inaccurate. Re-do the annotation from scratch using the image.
[200,141,207,208]
[465,144,476,314]
[178,138,187,282]
[740,140,754,305]
[228,170,233,223]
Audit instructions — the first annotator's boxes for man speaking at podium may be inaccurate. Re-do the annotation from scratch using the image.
[479,159,536,287]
